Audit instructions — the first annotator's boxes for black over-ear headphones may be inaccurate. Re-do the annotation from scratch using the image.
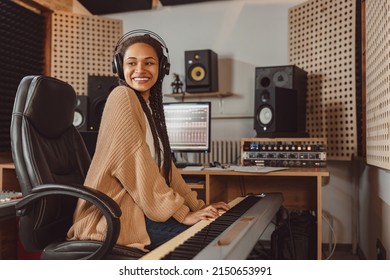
[112,29,170,81]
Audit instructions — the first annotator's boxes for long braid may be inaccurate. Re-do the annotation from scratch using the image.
[131,82,172,187]
[134,90,162,161]
[149,82,172,185]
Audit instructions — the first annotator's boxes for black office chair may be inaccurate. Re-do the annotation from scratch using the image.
[10,75,145,259]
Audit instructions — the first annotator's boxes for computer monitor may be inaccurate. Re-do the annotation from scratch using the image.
[163,102,211,153]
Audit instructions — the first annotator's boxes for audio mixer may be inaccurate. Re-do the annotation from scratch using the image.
[241,138,327,168]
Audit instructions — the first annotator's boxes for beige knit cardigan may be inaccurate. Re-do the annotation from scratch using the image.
[67,86,205,250]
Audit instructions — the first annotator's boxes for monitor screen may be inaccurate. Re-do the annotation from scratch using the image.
[163,102,211,153]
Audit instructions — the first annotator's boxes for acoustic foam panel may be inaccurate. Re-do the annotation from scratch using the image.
[0,0,45,152]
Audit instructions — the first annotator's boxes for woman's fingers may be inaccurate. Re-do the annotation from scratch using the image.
[212,201,230,211]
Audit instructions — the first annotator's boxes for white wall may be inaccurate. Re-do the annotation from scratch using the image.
[106,0,302,140]
[105,0,361,252]
[358,162,390,259]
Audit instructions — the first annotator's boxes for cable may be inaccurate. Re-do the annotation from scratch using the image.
[322,212,337,260]
[239,176,246,197]
[287,211,297,259]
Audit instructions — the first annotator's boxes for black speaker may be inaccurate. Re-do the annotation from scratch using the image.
[185,49,218,93]
[80,131,98,158]
[73,95,88,131]
[255,87,298,136]
[87,75,118,131]
[254,65,308,137]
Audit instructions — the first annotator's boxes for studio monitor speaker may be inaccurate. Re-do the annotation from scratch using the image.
[255,87,298,136]
[254,65,308,137]
[80,131,98,158]
[87,75,118,131]
[73,95,88,131]
[185,49,218,93]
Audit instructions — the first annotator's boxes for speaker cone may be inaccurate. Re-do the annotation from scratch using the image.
[273,70,289,87]
[260,76,271,88]
[261,90,270,102]
[73,110,84,128]
[190,65,206,82]
[257,106,273,127]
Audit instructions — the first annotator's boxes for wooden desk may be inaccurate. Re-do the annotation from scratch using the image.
[0,163,329,259]
[180,168,329,260]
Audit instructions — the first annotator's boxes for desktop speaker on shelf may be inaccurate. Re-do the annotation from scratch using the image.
[185,49,218,93]
[73,95,88,131]
[254,65,308,137]
[87,75,118,131]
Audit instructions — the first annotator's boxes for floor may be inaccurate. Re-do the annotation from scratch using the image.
[247,241,362,260]
[324,244,361,260]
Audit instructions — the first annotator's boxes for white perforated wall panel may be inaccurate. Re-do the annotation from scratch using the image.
[51,11,122,95]
[288,0,357,161]
[365,0,390,169]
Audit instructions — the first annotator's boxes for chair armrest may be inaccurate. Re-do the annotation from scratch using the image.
[15,184,121,260]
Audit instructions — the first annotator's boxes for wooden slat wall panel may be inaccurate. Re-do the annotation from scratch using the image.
[51,11,122,95]
[288,0,358,161]
[365,0,390,169]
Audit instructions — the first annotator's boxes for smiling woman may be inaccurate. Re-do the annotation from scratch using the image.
[122,43,160,98]
[67,29,230,253]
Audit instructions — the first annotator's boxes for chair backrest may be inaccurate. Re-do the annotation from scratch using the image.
[10,75,91,251]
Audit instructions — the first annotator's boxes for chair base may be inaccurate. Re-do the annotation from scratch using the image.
[42,240,146,260]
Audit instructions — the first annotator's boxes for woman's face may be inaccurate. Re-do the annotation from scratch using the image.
[123,42,159,99]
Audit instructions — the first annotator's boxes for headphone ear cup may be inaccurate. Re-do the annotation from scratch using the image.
[159,55,170,79]
[112,53,124,80]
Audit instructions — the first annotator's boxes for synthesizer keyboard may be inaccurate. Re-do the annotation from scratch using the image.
[141,193,283,260]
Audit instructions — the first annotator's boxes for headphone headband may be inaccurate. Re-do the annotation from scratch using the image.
[112,29,170,80]
[114,29,169,54]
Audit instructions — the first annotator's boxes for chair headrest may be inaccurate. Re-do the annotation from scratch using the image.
[24,76,77,138]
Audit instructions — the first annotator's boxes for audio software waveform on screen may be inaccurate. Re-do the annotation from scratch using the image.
[163,102,211,153]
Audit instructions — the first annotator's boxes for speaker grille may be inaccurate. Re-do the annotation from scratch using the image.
[0,0,45,152]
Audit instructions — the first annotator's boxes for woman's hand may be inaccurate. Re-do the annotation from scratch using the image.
[182,201,230,226]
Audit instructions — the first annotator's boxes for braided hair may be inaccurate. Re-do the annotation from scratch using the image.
[117,34,172,186]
